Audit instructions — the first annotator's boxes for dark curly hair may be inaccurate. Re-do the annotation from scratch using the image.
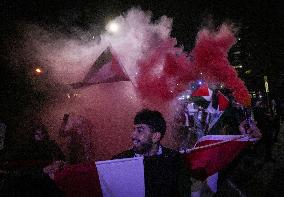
[134,109,166,138]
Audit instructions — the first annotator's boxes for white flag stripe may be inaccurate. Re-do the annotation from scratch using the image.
[203,88,213,101]
[95,157,145,197]
[196,135,259,142]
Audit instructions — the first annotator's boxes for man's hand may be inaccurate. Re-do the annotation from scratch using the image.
[239,120,262,138]
[43,160,65,179]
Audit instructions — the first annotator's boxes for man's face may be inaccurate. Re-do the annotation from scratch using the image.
[131,124,154,154]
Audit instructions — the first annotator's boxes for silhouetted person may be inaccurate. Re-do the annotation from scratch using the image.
[0,123,64,197]
[253,100,274,162]
[31,124,65,162]
[59,113,96,164]
[271,98,281,142]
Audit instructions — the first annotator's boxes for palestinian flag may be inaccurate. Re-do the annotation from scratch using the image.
[191,83,213,108]
[71,47,130,89]
[216,91,229,111]
[191,83,212,100]
[53,157,145,197]
[54,162,102,197]
[183,135,258,181]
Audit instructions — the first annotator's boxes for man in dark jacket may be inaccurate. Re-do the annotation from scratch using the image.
[112,109,191,197]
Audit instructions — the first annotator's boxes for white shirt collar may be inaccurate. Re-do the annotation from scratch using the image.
[134,145,163,157]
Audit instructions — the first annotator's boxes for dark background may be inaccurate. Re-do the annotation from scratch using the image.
[1,0,284,127]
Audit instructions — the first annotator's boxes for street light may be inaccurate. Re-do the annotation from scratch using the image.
[106,21,120,34]
[35,68,42,74]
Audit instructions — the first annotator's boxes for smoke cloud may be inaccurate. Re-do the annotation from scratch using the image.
[15,8,173,87]
[7,8,249,160]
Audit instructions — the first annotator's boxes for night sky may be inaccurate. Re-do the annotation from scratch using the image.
[1,0,284,126]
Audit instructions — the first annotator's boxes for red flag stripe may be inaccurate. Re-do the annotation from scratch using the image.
[183,135,256,181]
[191,84,210,97]
[217,91,229,111]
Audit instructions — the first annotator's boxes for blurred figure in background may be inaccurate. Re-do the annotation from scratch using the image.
[0,121,6,151]
[239,119,262,139]
[59,113,96,164]
[1,120,7,182]
[0,121,64,197]
[31,124,65,163]
[271,98,281,142]
[253,100,275,162]
[0,120,7,160]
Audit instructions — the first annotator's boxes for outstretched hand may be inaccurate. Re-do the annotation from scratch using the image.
[43,160,66,179]
[239,120,262,139]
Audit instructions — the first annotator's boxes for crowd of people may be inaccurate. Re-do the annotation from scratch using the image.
[0,94,282,196]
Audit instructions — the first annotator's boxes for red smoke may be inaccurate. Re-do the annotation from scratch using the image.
[136,38,194,100]
[192,25,251,106]
[136,24,251,106]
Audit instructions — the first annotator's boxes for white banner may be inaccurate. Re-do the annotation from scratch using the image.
[95,157,145,197]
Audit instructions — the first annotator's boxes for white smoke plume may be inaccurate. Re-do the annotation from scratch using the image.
[18,8,173,85]
[102,8,173,77]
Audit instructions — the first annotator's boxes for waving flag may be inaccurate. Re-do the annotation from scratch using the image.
[190,83,213,109]
[51,136,257,195]
[84,57,130,84]
[191,83,212,101]
[71,48,130,89]
[183,135,258,181]
[54,162,102,197]
[217,91,229,111]
[53,157,145,197]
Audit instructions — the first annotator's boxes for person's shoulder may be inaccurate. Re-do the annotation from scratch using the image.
[160,146,187,168]
[161,146,180,158]
[112,149,135,160]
